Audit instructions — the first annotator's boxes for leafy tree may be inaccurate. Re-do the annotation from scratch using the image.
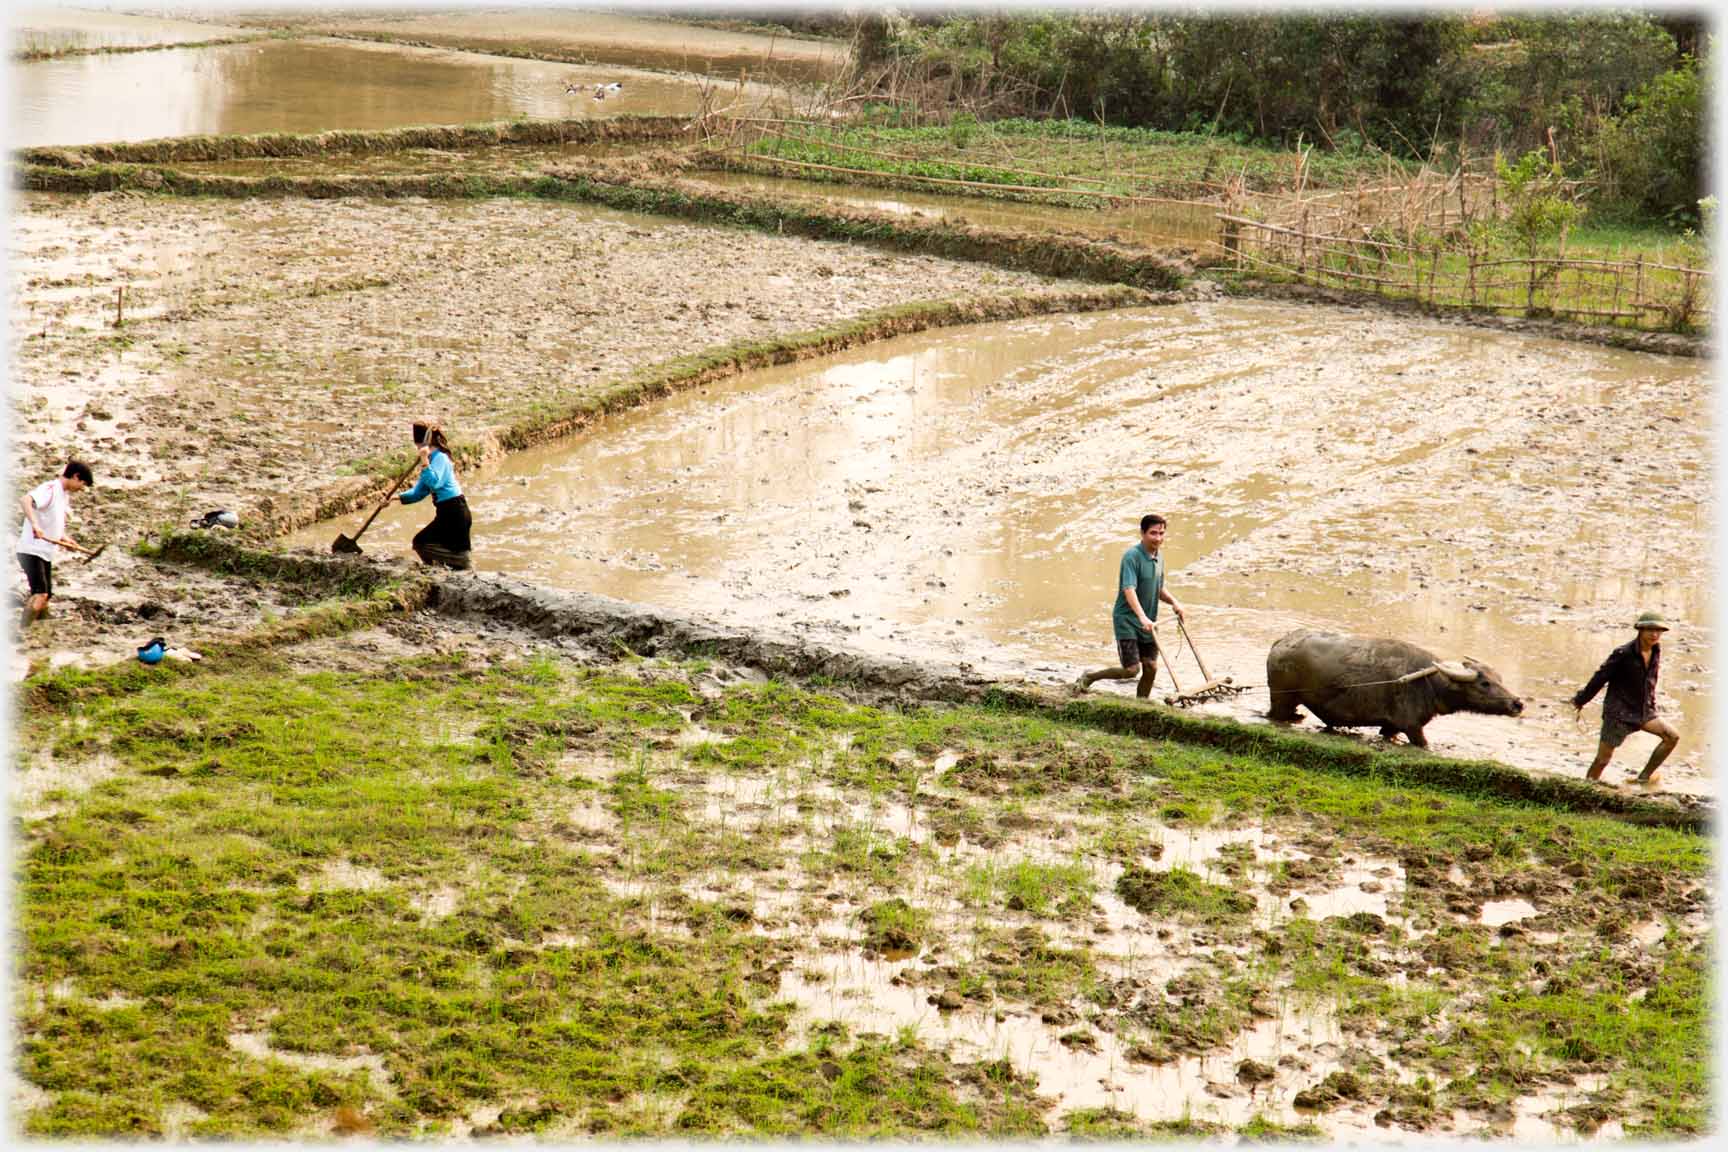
[1463,12,1677,161]
[1601,57,1707,222]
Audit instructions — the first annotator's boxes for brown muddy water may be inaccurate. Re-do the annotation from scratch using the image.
[693,169,1222,249]
[13,35,775,148]
[298,300,1712,795]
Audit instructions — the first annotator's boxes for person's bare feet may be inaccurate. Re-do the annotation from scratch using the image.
[1635,773,1661,790]
[1070,677,1090,695]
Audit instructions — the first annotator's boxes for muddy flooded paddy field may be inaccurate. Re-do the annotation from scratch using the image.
[12,628,1709,1137]
[13,35,776,148]
[302,301,1712,794]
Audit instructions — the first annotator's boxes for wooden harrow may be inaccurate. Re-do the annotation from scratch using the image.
[1161,618,1252,708]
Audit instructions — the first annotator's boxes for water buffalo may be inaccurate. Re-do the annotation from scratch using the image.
[1266,629,1523,747]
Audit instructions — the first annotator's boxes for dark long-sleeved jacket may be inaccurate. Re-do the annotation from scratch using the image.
[1572,639,1660,727]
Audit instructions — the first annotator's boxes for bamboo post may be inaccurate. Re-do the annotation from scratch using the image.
[1635,255,1645,324]
[1458,154,1469,225]
[1429,247,1440,306]
[112,285,124,328]
[1299,210,1308,278]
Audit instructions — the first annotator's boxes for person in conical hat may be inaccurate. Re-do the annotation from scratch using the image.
[1571,611,1679,789]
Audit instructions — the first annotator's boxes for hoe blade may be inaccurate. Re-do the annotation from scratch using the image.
[332,534,363,555]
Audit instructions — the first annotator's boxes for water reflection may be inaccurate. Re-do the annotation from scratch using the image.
[14,37,762,147]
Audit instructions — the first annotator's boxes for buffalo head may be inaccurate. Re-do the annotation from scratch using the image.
[1423,658,1523,717]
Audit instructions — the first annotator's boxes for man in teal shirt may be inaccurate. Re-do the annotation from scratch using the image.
[1074,514,1186,698]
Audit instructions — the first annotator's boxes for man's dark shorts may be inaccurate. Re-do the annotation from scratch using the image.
[1600,715,1646,749]
[17,553,52,598]
[1116,635,1158,669]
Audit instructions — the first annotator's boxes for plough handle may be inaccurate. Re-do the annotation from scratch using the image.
[1178,617,1212,682]
[1152,623,1182,696]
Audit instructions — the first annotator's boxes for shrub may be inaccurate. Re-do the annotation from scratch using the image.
[1600,58,1706,224]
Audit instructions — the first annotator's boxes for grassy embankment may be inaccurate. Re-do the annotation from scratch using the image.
[15,640,1708,1138]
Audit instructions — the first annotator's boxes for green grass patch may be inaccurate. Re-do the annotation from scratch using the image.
[741,117,1402,202]
[16,656,1709,1135]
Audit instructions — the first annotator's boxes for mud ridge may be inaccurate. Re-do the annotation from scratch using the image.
[245,286,1161,538]
[429,572,991,696]
[31,536,1712,831]
[305,29,838,85]
[13,34,275,64]
[424,575,1707,833]
[121,540,1702,834]
[984,690,1709,832]
[150,532,404,599]
[22,557,433,712]
[18,116,696,168]
[19,163,543,197]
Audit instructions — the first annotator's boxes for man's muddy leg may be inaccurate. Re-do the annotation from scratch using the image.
[1584,740,1615,781]
[1136,659,1157,699]
[1636,719,1679,783]
[21,592,48,630]
[1077,662,1140,691]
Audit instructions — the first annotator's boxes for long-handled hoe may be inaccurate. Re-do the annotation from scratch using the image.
[332,459,418,555]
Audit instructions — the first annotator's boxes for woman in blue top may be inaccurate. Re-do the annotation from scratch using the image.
[401,422,472,570]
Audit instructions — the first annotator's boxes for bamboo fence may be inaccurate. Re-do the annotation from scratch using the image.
[1214,213,1710,332]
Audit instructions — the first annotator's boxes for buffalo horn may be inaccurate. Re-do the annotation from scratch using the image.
[1435,660,1478,682]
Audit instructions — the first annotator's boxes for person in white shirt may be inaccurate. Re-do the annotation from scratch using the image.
[16,460,93,629]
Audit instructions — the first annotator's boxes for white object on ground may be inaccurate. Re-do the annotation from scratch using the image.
[163,647,203,663]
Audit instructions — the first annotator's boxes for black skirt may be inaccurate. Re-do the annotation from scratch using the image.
[413,494,471,568]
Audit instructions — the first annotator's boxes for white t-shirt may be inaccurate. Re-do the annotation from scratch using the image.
[16,478,68,562]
